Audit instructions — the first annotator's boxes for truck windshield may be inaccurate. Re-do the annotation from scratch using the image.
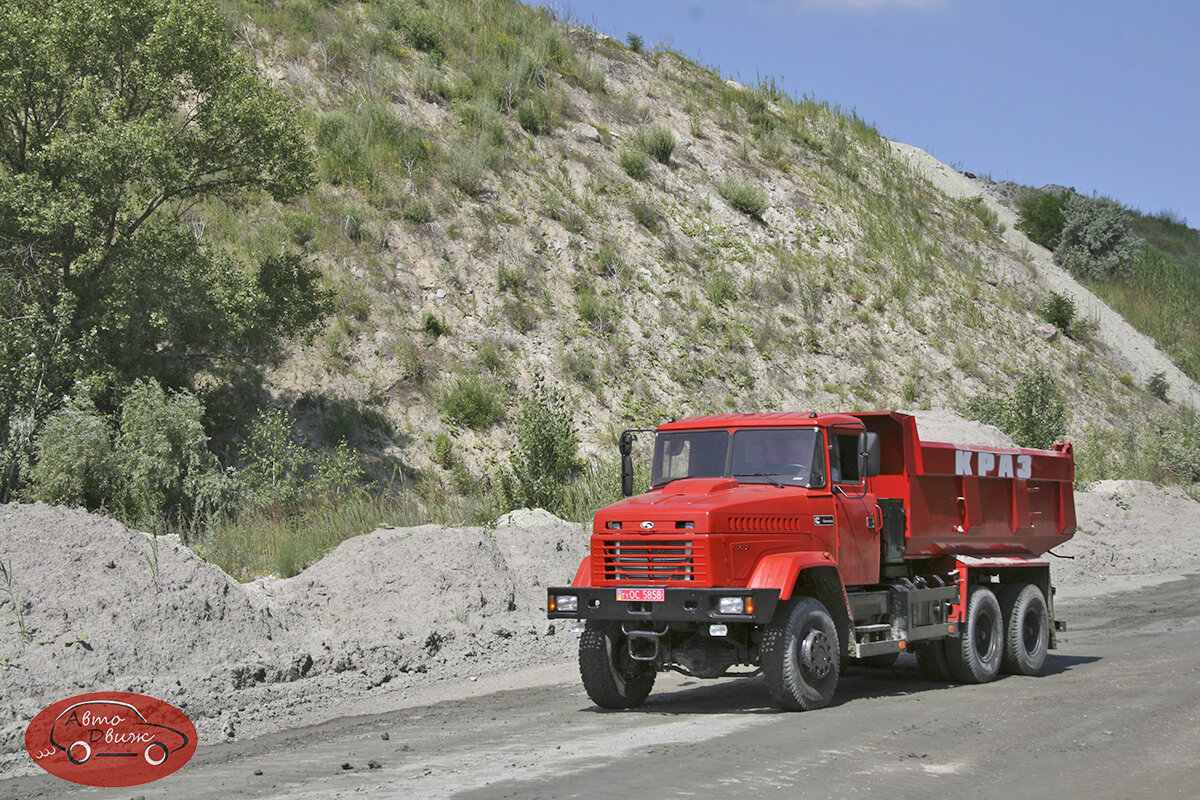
[651,428,821,488]
[652,431,729,488]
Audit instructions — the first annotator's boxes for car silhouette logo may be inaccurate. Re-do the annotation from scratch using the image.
[27,691,198,787]
[50,700,190,767]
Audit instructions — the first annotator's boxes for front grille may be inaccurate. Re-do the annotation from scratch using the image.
[597,538,707,583]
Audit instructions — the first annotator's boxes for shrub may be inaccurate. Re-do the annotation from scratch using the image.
[618,147,650,180]
[706,272,738,307]
[402,198,433,223]
[497,262,529,294]
[27,395,119,510]
[576,285,617,336]
[1016,190,1068,250]
[500,374,582,514]
[636,124,675,165]
[422,311,449,338]
[718,176,769,220]
[309,441,365,500]
[238,406,307,509]
[963,367,1068,450]
[315,111,369,187]
[625,32,644,54]
[517,96,551,135]
[628,202,662,231]
[961,196,1000,233]
[116,380,224,534]
[1074,410,1200,487]
[1148,372,1170,401]
[1040,291,1077,334]
[1054,194,1143,280]
[436,375,505,429]
[378,0,443,55]
[433,432,454,469]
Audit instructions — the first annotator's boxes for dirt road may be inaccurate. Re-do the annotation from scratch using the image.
[6,576,1198,800]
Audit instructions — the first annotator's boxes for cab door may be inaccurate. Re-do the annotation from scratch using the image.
[830,427,880,586]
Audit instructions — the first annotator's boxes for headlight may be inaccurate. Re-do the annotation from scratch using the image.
[554,594,579,613]
[717,596,745,615]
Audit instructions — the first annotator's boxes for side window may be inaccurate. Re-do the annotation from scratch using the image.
[833,433,861,484]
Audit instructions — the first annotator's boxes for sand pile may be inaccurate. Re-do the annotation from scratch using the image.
[1057,480,1200,596]
[0,503,587,773]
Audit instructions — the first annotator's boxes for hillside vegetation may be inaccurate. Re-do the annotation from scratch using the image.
[3,0,1197,579]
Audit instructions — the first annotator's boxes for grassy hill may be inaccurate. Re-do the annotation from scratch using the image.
[14,0,1196,577]
[1094,209,1200,381]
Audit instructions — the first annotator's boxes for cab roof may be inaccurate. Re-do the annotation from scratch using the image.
[657,412,870,431]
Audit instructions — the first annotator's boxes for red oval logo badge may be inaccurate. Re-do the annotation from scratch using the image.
[25,691,197,787]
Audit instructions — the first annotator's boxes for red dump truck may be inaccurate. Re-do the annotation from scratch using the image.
[547,411,1074,710]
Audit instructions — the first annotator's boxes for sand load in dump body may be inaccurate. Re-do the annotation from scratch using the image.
[854,411,1075,559]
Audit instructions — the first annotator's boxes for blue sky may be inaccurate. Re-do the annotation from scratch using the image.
[534,0,1199,228]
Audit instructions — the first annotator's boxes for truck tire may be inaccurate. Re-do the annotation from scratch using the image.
[579,620,655,709]
[761,597,840,711]
[913,639,951,681]
[946,585,1003,683]
[999,583,1049,676]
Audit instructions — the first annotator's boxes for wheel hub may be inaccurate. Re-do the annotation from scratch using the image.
[799,629,833,679]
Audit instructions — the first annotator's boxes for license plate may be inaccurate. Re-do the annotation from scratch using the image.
[616,588,665,602]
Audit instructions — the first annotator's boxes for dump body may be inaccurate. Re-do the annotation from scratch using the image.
[855,411,1075,559]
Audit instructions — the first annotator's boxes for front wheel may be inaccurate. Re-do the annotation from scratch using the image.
[761,597,840,711]
[579,621,656,709]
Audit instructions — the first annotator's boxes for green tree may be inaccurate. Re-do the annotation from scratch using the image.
[963,367,1068,450]
[1053,194,1143,280]
[0,0,321,498]
[115,379,225,534]
[501,375,582,514]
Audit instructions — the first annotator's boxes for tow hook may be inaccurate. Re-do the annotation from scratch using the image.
[623,624,669,662]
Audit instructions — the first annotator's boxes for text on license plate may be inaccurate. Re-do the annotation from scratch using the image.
[616,588,665,602]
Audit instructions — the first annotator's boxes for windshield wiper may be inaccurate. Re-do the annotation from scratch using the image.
[732,472,789,488]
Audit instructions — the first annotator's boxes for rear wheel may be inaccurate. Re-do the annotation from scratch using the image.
[999,584,1050,675]
[144,741,169,765]
[946,585,1003,683]
[761,597,840,711]
[579,621,655,709]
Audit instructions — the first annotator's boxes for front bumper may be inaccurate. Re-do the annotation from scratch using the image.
[546,587,782,624]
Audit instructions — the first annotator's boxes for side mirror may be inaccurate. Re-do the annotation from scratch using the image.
[859,432,881,478]
[620,431,635,497]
